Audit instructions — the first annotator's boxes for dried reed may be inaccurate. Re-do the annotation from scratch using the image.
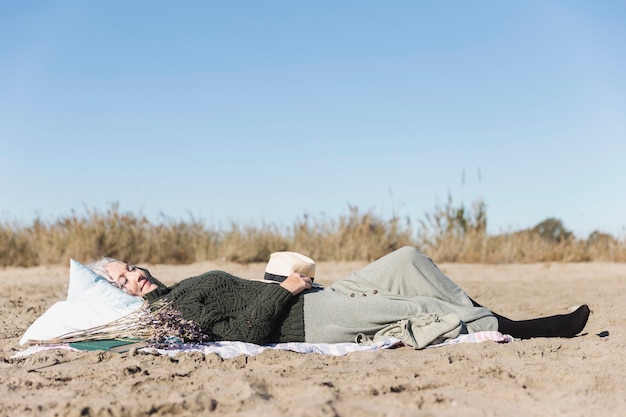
[2,199,625,267]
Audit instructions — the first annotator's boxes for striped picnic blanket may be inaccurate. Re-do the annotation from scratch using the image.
[13,331,513,359]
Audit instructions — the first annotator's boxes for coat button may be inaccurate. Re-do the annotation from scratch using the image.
[350,293,355,297]
[361,293,367,297]
[373,290,378,294]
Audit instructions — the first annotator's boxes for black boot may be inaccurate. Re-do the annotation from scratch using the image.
[494,305,591,339]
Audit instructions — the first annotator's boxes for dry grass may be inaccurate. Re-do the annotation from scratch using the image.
[1,200,625,267]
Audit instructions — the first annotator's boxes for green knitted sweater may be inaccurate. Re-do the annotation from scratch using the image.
[143,271,305,344]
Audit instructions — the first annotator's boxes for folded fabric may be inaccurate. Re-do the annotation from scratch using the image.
[356,313,465,349]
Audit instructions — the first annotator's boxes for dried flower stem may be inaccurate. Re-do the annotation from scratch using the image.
[27,300,208,346]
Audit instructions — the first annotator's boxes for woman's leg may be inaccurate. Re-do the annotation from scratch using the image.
[331,246,474,306]
[303,290,497,344]
[333,246,590,339]
[470,298,590,339]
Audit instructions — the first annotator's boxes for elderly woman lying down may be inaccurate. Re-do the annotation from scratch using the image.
[87,246,590,348]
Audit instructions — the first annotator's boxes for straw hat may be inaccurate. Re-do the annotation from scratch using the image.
[264,251,316,282]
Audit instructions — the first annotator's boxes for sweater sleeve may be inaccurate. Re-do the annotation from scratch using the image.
[146,272,298,345]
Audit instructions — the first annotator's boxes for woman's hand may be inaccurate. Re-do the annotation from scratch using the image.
[279,272,313,296]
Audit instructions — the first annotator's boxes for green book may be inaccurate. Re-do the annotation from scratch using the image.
[69,339,147,353]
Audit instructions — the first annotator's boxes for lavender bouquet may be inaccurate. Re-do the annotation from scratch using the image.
[31,300,208,348]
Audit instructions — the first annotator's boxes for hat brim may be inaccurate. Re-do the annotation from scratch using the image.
[264,272,314,283]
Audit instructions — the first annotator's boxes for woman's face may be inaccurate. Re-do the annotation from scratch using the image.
[104,261,158,296]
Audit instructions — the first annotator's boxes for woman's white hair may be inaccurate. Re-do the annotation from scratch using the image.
[86,257,121,280]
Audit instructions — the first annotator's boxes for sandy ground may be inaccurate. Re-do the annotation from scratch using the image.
[1,259,625,417]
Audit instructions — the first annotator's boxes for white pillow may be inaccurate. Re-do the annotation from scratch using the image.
[19,259,144,345]
[66,259,144,310]
[19,301,138,345]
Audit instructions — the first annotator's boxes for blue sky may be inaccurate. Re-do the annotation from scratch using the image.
[1,1,625,238]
